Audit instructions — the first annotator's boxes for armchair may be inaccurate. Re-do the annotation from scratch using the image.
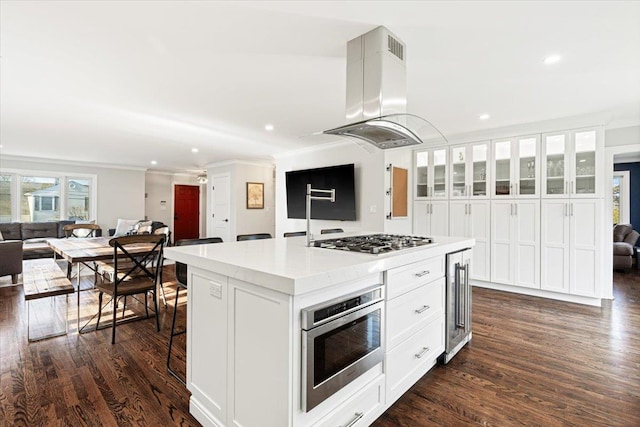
[613,224,639,272]
[0,240,24,284]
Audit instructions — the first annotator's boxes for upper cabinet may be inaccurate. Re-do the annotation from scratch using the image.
[449,141,490,199]
[415,147,448,199]
[491,135,540,198]
[542,127,602,198]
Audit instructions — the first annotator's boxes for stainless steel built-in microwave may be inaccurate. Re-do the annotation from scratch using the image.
[301,285,384,412]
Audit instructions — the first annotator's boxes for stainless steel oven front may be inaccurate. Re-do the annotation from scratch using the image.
[301,285,384,412]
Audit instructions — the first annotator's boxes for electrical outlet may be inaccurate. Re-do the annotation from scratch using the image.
[209,283,222,299]
[369,205,377,213]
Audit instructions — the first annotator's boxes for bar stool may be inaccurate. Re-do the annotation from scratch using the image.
[167,237,223,384]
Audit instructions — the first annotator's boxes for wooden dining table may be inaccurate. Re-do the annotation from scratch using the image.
[47,237,157,333]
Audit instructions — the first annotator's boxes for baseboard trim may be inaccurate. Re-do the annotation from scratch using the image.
[471,280,602,307]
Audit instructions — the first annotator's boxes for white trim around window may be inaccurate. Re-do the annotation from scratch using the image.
[0,168,98,223]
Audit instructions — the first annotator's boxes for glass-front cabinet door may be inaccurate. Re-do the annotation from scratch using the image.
[542,127,601,198]
[450,145,467,198]
[450,141,489,199]
[572,129,598,196]
[415,147,448,199]
[542,131,569,197]
[492,135,539,198]
[493,139,512,196]
[471,143,488,197]
[415,151,430,198]
[516,136,539,197]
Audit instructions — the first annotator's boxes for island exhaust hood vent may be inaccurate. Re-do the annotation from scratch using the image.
[324,26,447,149]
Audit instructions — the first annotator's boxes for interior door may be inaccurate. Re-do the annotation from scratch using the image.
[212,174,230,243]
[174,184,200,241]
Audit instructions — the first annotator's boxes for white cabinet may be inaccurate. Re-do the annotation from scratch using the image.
[312,377,385,427]
[491,135,540,198]
[384,258,445,405]
[413,200,448,237]
[491,200,540,289]
[450,141,490,199]
[415,147,448,199]
[189,271,229,425]
[188,269,292,427]
[542,127,603,198]
[541,199,602,297]
[449,200,490,281]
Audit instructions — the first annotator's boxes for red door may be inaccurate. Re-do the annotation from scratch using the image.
[174,185,200,241]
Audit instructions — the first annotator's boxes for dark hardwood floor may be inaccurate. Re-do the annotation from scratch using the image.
[1,263,639,426]
[374,268,640,427]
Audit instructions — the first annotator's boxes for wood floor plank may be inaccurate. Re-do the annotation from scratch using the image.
[1,262,639,426]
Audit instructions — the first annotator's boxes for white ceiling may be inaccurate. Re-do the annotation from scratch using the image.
[1,1,639,173]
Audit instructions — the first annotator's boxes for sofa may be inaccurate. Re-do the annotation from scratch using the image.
[0,220,102,260]
[0,240,23,283]
[613,224,639,272]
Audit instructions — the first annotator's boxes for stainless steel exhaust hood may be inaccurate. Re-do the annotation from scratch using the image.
[324,26,447,149]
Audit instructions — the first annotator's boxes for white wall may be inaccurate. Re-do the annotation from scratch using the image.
[207,161,275,240]
[235,163,275,237]
[605,125,640,147]
[0,156,145,232]
[275,141,386,238]
[145,172,207,238]
[383,148,414,235]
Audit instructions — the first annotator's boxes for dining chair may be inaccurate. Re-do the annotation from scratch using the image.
[168,237,223,384]
[320,228,344,234]
[62,223,102,282]
[283,231,306,237]
[236,233,272,241]
[63,223,101,238]
[152,226,172,305]
[95,234,165,344]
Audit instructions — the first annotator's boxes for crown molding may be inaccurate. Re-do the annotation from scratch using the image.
[0,154,148,172]
[205,159,275,169]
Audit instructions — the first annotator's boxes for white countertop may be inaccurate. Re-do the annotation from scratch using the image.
[164,234,475,296]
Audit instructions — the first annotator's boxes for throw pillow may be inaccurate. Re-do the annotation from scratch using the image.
[133,220,153,234]
[114,219,139,237]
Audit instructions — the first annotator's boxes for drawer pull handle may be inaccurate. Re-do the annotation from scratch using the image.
[415,347,430,359]
[414,270,430,277]
[415,305,430,314]
[341,412,364,427]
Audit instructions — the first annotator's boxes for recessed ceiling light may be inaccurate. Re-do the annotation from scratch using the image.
[191,148,199,153]
[150,160,157,165]
[265,124,274,131]
[544,54,562,65]
[479,114,490,120]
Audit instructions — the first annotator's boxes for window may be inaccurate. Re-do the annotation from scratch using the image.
[0,175,11,223]
[613,171,630,225]
[0,170,96,223]
[67,178,91,220]
[20,176,60,222]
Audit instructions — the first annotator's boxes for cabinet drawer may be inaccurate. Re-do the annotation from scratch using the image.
[312,377,384,427]
[387,277,444,350]
[386,317,444,403]
[386,256,444,299]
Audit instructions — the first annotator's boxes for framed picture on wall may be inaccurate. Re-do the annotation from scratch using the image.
[246,182,264,209]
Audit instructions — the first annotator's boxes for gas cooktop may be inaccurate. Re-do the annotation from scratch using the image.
[313,234,435,255]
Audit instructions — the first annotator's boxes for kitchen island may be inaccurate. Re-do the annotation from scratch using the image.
[164,234,474,427]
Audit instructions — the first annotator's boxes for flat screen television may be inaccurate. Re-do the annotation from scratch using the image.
[285,163,356,220]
